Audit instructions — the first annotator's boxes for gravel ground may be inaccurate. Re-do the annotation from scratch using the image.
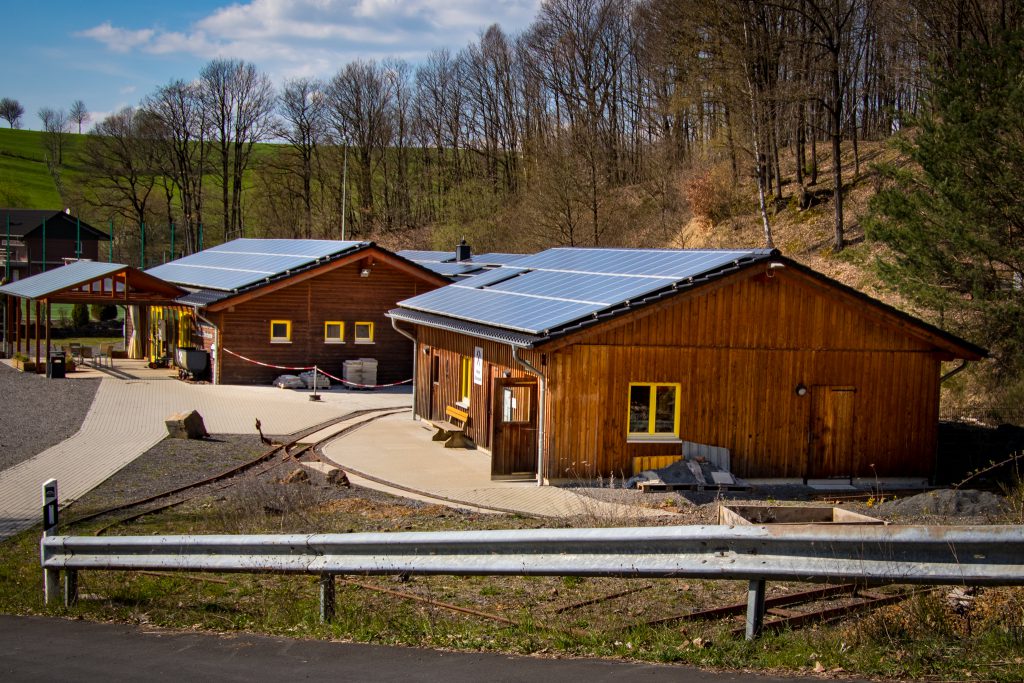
[0,363,100,471]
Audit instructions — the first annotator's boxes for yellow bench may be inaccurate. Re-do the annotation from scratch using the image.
[431,405,472,448]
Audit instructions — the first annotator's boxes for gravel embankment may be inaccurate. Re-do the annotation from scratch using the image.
[0,363,100,471]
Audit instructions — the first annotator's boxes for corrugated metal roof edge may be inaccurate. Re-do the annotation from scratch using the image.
[387,308,541,348]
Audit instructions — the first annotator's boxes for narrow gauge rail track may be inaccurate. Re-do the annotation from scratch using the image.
[63,407,410,535]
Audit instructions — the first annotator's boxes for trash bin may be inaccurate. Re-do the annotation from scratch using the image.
[47,351,66,379]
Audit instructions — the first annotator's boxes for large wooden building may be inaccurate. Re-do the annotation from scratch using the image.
[147,239,448,385]
[388,247,985,484]
[1,209,110,281]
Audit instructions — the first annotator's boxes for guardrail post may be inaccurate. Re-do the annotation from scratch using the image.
[41,479,60,605]
[746,578,766,640]
[319,573,335,623]
[64,570,78,607]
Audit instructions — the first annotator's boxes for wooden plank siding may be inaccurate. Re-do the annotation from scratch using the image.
[408,267,961,482]
[412,327,539,450]
[213,259,436,385]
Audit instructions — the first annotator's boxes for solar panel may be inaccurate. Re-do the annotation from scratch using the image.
[397,250,456,263]
[0,261,127,299]
[470,253,528,266]
[453,267,529,289]
[397,247,775,337]
[401,286,603,334]
[147,238,366,291]
[511,248,765,278]
[419,262,481,277]
[489,270,672,305]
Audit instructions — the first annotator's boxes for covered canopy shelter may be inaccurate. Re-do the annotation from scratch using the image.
[0,261,186,371]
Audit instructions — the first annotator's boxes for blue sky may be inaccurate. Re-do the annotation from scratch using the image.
[4,0,539,131]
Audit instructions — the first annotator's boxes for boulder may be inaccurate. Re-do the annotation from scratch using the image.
[164,410,209,439]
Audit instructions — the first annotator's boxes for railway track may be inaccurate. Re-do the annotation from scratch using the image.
[62,407,409,535]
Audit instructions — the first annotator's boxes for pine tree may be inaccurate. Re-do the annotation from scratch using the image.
[866,31,1024,389]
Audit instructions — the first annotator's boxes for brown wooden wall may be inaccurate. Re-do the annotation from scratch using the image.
[412,266,956,482]
[412,326,537,449]
[543,269,946,481]
[215,260,437,385]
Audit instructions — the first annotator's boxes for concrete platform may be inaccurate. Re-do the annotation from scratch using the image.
[321,413,675,521]
[0,372,411,540]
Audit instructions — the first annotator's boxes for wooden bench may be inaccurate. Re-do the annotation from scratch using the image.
[430,405,472,448]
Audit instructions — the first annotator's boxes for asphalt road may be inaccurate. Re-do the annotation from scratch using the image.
[0,615,850,682]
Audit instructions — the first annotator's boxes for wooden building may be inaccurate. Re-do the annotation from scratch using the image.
[1,209,110,281]
[147,239,448,385]
[388,248,985,484]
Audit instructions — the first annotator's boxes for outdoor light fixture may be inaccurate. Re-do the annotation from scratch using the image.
[360,268,371,277]
[422,346,431,355]
[795,383,808,397]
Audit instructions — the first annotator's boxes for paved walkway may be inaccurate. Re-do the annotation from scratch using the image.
[0,371,410,540]
[321,413,674,521]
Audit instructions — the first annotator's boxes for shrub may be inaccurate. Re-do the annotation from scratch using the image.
[71,303,89,328]
[90,304,117,322]
[683,167,737,224]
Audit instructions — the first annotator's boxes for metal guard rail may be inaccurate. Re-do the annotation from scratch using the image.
[41,524,1024,639]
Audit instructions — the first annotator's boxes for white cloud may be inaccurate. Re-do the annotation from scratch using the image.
[77,22,155,53]
[78,0,540,74]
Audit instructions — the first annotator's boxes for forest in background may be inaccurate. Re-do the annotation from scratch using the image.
[1,0,1022,415]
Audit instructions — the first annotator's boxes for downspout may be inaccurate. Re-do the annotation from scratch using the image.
[391,318,418,420]
[512,345,546,487]
[196,309,220,385]
[940,360,969,384]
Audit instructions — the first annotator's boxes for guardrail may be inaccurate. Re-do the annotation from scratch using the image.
[41,516,1024,639]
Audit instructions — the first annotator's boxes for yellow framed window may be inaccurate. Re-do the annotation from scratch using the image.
[324,321,345,343]
[627,383,680,437]
[459,356,472,405]
[270,320,292,343]
[354,321,374,344]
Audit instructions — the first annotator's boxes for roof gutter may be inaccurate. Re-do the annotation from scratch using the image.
[390,317,420,420]
[511,346,546,487]
[194,308,220,385]
[940,359,969,384]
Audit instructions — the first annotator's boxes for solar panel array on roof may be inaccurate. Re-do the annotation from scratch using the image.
[0,261,127,299]
[147,238,366,291]
[397,247,775,336]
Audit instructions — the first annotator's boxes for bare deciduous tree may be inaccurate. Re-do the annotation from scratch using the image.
[144,80,210,255]
[0,98,24,128]
[200,59,277,241]
[69,99,90,134]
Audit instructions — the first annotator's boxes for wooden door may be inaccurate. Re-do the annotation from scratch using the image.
[807,386,856,479]
[490,378,538,479]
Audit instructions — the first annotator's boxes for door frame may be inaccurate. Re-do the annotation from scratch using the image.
[490,376,538,480]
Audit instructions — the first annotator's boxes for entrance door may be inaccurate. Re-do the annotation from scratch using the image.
[490,378,538,479]
[807,386,856,479]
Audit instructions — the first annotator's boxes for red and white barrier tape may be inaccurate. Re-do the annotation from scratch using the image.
[221,347,412,389]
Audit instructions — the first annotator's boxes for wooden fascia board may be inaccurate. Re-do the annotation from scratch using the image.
[204,246,447,312]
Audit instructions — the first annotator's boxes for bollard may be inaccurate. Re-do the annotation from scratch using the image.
[41,479,60,605]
